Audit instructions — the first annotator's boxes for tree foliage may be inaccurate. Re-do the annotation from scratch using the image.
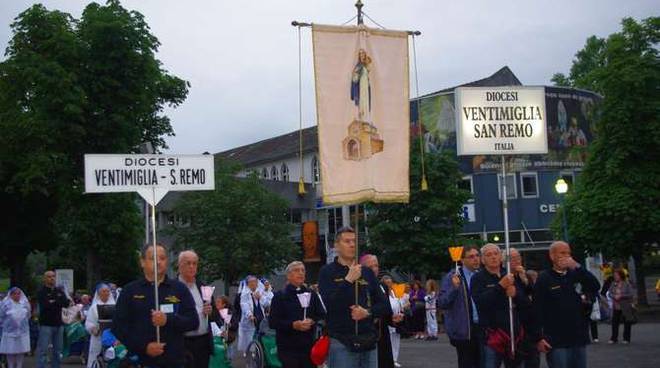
[551,17,659,304]
[172,159,297,292]
[0,1,189,289]
[366,144,472,278]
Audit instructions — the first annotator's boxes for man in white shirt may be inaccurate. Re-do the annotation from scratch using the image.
[178,250,215,368]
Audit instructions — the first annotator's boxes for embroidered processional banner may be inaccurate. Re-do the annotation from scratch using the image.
[313,24,410,204]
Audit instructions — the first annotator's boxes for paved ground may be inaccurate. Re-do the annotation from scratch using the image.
[23,276,660,367]
[395,322,659,368]
[23,322,659,367]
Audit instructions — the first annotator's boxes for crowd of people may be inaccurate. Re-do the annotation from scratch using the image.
[0,227,641,368]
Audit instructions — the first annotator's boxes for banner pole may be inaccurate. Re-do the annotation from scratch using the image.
[501,156,514,356]
[151,187,160,343]
[354,204,360,335]
[145,200,149,245]
[354,2,363,336]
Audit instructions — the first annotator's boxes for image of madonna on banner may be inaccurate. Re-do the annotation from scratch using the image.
[312,24,410,204]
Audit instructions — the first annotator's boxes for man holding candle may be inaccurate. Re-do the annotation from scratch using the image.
[439,245,481,368]
[269,261,326,368]
[178,250,217,368]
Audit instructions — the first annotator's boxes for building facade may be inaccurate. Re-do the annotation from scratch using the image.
[156,66,601,271]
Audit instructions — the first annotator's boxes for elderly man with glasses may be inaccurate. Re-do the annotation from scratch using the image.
[439,245,482,368]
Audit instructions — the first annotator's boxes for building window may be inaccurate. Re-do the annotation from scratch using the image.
[271,166,279,181]
[327,207,343,241]
[281,164,289,182]
[459,175,474,201]
[526,230,554,242]
[312,156,320,184]
[166,212,191,228]
[520,172,539,198]
[262,168,268,180]
[497,174,517,199]
[560,171,574,191]
[288,209,302,224]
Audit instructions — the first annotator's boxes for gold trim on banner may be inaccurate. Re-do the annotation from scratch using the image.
[323,191,410,206]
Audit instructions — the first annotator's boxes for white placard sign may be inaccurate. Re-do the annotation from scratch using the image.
[455,86,548,156]
[55,269,74,295]
[84,154,215,205]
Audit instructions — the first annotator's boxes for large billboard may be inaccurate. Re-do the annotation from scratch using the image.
[413,86,600,172]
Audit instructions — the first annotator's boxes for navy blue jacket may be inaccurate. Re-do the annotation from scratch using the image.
[318,258,389,339]
[438,268,474,341]
[471,268,529,334]
[268,284,326,355]
[113,276,199,367]
[532,267,600,348]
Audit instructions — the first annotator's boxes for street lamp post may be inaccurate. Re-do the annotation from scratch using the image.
[555,178,569,241]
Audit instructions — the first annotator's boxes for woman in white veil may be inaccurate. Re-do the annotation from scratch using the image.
[237,275,266,355]
[0,287,31,368]
[84,283,116,368]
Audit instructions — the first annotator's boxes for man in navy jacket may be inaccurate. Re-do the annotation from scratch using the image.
[471,244,530,368]
[269,261,326,368]
[533,241,599,368]
[113,244,199,368]
[318,227,389,368]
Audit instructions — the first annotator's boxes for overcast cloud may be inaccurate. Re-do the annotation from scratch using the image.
[0,0,656,154]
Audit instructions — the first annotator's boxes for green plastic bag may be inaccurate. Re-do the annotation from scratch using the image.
[260,335,282,368]
[62,321,89,357]
[209,336,232,368]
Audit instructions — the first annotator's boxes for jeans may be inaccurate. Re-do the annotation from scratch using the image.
[328,338,377,368]
[546,346,586,368]
[426,309,438,337]
[481,345,519,368]
[36,325,63,368]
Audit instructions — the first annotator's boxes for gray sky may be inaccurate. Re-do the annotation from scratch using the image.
[0,1,656,154]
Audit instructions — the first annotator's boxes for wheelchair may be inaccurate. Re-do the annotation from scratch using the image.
[245,319,282,368]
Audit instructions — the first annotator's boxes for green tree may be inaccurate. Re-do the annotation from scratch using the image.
[0,5,83,288]
[0,1,189,289]
[54,194,142,288]
[551,17,659,305]
[172,159,297,294]
[551,36,607,91]
[366,145,472,278]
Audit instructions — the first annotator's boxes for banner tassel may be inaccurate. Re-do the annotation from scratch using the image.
[412,34,428,192]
